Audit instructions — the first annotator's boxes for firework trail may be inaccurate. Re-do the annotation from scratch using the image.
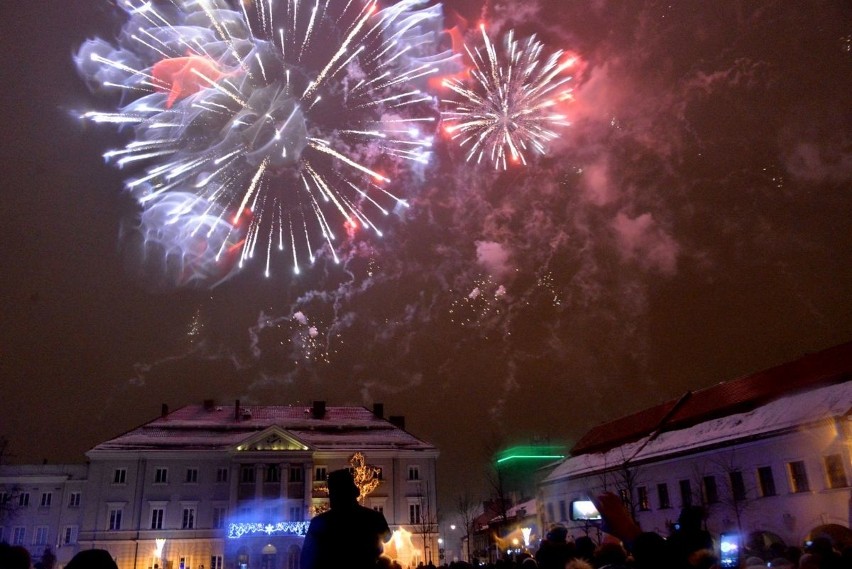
[76,0,457,285]
[441,25,576,170]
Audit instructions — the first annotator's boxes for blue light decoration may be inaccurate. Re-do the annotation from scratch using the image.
[227,521,310,539]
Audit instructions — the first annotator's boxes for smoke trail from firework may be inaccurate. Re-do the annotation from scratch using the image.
[76,0,457,286]
[441,25,576,170]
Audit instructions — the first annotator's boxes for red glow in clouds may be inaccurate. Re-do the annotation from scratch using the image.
[152,55,226,108]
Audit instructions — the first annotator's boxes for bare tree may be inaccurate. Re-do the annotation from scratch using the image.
[455,492,480,562]
[710,450,757,536]
[412,480,439,564]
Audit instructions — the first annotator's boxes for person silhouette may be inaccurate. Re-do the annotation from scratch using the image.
[301,468,391,569]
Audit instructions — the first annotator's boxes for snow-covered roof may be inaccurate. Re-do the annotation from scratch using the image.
[89,404,436,453]
[545,381,852,483]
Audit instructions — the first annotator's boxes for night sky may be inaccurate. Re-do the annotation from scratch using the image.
[1,0,851,515]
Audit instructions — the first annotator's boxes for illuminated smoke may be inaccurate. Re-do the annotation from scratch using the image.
[76,0,457,285]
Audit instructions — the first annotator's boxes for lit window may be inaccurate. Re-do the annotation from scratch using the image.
[788,461,810,493]
[619,488,630,507]
[154,468,168,484]
[758,466,777,497]
[185,468,198,483]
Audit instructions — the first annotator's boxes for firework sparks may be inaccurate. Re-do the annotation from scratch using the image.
[441,26,576,170]
[76,0,455,285]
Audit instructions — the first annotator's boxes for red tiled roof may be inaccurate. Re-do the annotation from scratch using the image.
[571,340,852,455]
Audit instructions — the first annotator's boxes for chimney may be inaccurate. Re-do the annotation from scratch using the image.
[161,403,169,418]
[234,399,241,422]
[312,400,326,419]
[388,415,405,431]
[203,399,215,411]
[373,403,384,419]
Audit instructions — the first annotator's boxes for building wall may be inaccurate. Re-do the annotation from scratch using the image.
[539,417,852,547]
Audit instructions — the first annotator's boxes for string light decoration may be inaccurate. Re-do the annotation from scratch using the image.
[350,452,381,503]
[227,521,310,539]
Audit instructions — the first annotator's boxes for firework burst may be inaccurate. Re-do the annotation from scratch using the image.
[441,25,576,170]
[76,0,455,284]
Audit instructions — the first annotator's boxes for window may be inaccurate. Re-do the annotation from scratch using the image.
[372,505,384,514]
[19,492,30,507]
[240,465,255,483]
[185,468,198,483]
[618,488,630,507]
[13,527,25,545]
[211,555,223,569]
[216,467,229,483]
[637,486,650,511]
[315,467,327,481]
[824,454,849,489]
[408,466,420,481]
[1,492,10,504]
[375,467,384,481]
[213,506,227,529]
[151,508,164,530]
[113,468,127,484]
[289,466,302,483]
[730,471,746,501]
[155,468,168,484]
[263,506,278,521]
[703,476,719,504]
[546,502,555,523]
[788,461,810,493]
[289,506,303,521]
[265,465,280,483]
[409,503,421,524]
[33,526,49,545]
[758,466,777,497]
[40,492,52,507]
[182,506,196,529]
[68,492,81,507]
[657,483,670,509]
[62,526,78,545]
[558,500,567,521]
[679,479,693,507]
[109,507,123,530]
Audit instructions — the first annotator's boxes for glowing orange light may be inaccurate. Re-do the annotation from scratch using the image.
[152,55,226,108]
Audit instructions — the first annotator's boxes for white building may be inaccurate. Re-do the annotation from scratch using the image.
[539,342,852,553]
[2,401,439,569]
[0,464,88,567]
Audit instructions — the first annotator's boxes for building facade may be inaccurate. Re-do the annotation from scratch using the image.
[1,401,439,569]
[539,342,852,555]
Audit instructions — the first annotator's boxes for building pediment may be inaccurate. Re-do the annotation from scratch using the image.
[234,427,311,452]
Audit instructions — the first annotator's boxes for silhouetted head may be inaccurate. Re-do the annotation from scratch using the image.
[677,505,705,531]
[66,549,119,569]
[327,468,359,507]
[547,525,568,542]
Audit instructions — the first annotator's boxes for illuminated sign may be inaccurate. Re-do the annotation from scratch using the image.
[227,522,310,539]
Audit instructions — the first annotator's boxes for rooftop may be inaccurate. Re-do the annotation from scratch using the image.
[571,340,852,456]
[89,403,436,453]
